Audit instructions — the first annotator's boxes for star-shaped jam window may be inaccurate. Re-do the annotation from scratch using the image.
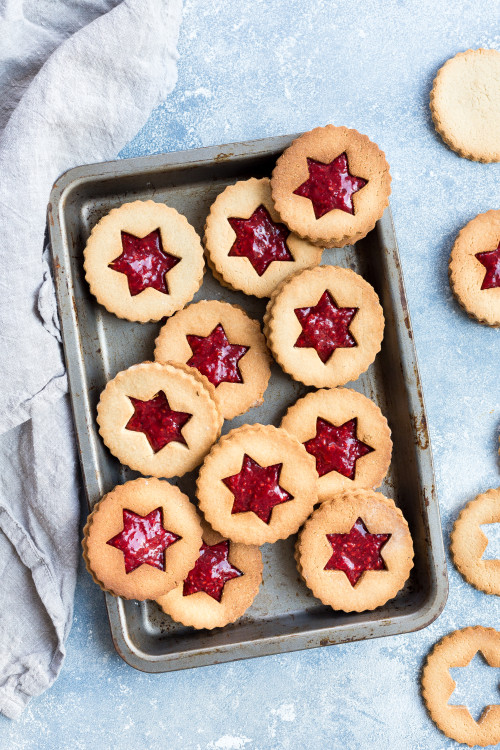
[107,507,180,574]
[108,229,180,296]
[182,540,243,602]
[304,417,374,479]
[186,323,249,388]
[294,290,358,364]
[222,454,293,524]
[227,204,293,276]
[476,242,500,290]
[293,153,368,219]
[125,390,191,453]
[324,517,391,586]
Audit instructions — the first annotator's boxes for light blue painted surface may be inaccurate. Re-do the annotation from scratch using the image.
[3,1,500,747]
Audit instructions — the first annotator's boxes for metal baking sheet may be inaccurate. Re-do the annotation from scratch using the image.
[48,134,448,673]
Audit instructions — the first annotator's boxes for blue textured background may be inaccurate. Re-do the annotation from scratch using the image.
[3,1,500,747]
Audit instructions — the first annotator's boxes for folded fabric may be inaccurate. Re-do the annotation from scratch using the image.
[0,0,183,719]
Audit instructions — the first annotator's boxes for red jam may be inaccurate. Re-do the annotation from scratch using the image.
[186,323,249,387]
[304,418,374,479]
[125,391,191,453]
[293,154,368,218]
[228,204,293,276]
[107,507,180,574]
[476,243,500,290]
[325,517,390,586]
[182,540,243,601]
[108,229,180,296]
[294,290,358,363]
[223,454,293,524]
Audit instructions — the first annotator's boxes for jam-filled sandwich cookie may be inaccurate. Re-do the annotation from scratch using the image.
[265,265,384,388]
[449,210,500,326]
[271,125,391,248]
[154,300,271,421]
[82,478,203,600]
[203,177,322,298]
[451,488,500,596]
[430,49,500,163]
[84,200,205,322]
[281,388,392,502]
[296,489,413,612]
[97,361,222,478]
[197,424,318,545]
[157,518,263,629]
[422,627,500,747]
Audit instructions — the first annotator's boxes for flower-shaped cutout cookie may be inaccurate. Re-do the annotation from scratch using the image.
[451,488,500,596]
[204,177,322,297]
[97,362,222,478]
[281,388,392,501]
[422,627,500,746]
[154,300,271,420]
[156,518,263,629]
[82,478,203,600]
[197,424,318,545]
[264,265,384,388]
[84,200,205,322]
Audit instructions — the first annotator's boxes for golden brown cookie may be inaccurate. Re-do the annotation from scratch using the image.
[84,200,205,322]
[281,388,392,502]
[154,300,271,421]
[197,424,318,545]
[449,210,500,326]
[82,478,203,600]
[422,627,500,746]
[265,265,384,388]
[451,488,500,596]
[156,518,263,629]
[430,49,500,163]
[270,125,391,248]
[203,177,323,297]
[97,361,222,478]
[296,489,414,612]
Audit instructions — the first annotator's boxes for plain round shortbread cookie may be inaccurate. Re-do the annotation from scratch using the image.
[430,49,500,163]
[421,626,500,746]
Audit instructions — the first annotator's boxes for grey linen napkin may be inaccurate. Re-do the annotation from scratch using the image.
[0,0,183,718]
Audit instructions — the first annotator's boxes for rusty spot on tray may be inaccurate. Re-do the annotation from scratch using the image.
[214,152,234,163]
[411,413,429,450]
[48,203,54,226]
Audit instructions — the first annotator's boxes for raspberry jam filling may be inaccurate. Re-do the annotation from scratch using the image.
[108,228,180,296]
[183,540,243,601]
[228,204,293,276]
[293,153,368,219]
[304,418,374,479]
[186,323,249,387]
[476,243,500,290]
[107,507,180,574]
[223,454,293,524]
[325,517,391,586]
[126,391,191,453]
[294,290,358,363]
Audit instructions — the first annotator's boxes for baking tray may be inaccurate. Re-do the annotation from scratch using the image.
[48,134,448,673]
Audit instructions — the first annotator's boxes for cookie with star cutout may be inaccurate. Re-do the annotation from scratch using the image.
[296,489,414,612]
[264,265,385,388]
[82,478,203,600]
[430,49,500,163]
[421,627,500,746]
[449,210,500,326]
[203,177,323,297]
[197,424,318,545]
[281,388,392,502]
[156,517,263,629]
[97,361,222,478]
[154,300,271,421]
[84,200,205,322]
[450,488,500,596]
[271,125,391,248]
